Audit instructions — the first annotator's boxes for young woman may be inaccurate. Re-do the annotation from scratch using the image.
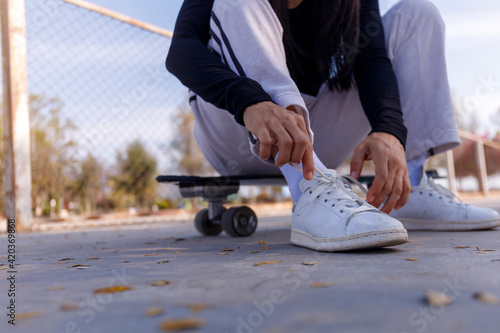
[167,0,500,251]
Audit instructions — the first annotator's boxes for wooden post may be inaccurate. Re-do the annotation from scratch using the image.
[474,140,489,196]
[445,150,457,193]
[1,0,32,230]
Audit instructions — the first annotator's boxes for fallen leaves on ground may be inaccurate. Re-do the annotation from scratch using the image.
[171,252,182,254]
[59,258,74,261]
[160,318,205,331]
[122,261,131,263]
[145,307,164,317]
[60,303,79,311]
[476,247,496,252]
[173,238,186,243]
[145,242,157,245]
[245,251,259,254]
[311,282,333,288]
[473,292,500,305]
[45,286,65,291]
[404,258,418,262]
[157,260,170,264]
[221,249,235,252]
[454,246,470,249]
[425,290,454,307]
[259,240,269,245]
[67,264,90,268]
[188,303,213,313]
[152,280,171,287]
[0,267,6,271]
[101,247,111,250]
[86,257,100,260]
[261,246,271,250]
[302,262,317,266]
[144,253,160,257]
[17,311,42,321]
[93,286,132,294]
[254,260,281,266]
[217,252,229,255]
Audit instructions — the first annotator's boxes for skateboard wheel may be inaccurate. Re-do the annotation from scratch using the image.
[194,209,223,236]
[221,206,258,237]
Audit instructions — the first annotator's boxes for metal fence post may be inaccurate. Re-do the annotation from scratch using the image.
[1,0,32,230]
[474,140,489,197]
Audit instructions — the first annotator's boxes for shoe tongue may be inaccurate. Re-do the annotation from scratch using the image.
[298,169,338,193]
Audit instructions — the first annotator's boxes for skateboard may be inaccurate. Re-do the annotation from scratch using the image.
[156,170,441,237]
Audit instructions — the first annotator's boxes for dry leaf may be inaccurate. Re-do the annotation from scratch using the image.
[171,252,182,254]
[173,238,186,243]
[45,286,65,291]
[59,258,74,261]
[145,242,157,245]
[122,261,131,263]
[221,249,235,252]
[113,250,121,253]
[67,264,90,268]
[217,252,229,255]
[188,303,212,313]
[404,258,418,261]
[311,282,333,288]
[160,318,205,331]
[93,286,132,294]
[302,262,317,266]
[152,280,171,287]
[261,246,271,250]
[144,253,160,257]
[455,246,470,249]
[254,260,281,266]
[157,260,170,264]
[259,240,269,245]
[17,311,42,321]
[60,303,79,312]
[473,292,500,305]
[145,307,164,317]
[0,267,6,271]
[245,251,259,254]
[86,257,100,260]
[101,247,111,250]
[425,290,454,307]
[476,247,496,252]
[407,240,413,243]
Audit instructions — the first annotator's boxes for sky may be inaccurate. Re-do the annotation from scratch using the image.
[86,0,500,135]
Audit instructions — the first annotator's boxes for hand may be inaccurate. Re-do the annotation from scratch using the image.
[243,101,314,180]
[350,132,411,214]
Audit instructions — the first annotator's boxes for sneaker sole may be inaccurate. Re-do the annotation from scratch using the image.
[290,228,408,252]
[399,218,500,231]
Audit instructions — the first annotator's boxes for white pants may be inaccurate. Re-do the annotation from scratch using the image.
[191,0,461,176]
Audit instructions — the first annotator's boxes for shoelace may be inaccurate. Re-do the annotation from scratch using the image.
[293,164,369,209]
[427,177,463,203]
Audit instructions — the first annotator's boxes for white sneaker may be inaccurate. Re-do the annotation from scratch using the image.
[390,171,500,231]
[291,168,408,252]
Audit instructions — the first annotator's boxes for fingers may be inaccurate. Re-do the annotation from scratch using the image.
[380,168,404,214]
[256,129,273,160]
[395,171,411,210]
[272,123,294,167]
[301,145,315,180]
[367,161,391,208]
[350,145,366,180]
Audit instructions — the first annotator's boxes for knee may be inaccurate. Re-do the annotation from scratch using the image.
[390,0,444,29]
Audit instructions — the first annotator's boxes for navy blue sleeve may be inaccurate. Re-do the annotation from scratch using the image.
[354,0,408,148]
[166,0,273,126]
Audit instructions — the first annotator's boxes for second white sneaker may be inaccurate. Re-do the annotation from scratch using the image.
[291,168,408,252]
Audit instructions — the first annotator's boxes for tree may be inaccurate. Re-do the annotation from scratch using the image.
[170,107,214,175]
[111,140,158,210]
[29,95,76,216]
[69,154,104,215]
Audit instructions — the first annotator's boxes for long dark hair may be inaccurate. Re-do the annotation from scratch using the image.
[270,0,361,91]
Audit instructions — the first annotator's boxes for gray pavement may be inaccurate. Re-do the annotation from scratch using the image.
[1,203,500,333]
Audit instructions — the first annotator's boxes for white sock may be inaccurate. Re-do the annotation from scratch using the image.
[279,151,327,203]
[407,153,426,187]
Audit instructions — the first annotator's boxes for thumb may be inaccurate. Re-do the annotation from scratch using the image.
[350,146,366,180]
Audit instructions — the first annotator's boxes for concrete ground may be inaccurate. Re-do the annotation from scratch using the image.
[1,198,500,333]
